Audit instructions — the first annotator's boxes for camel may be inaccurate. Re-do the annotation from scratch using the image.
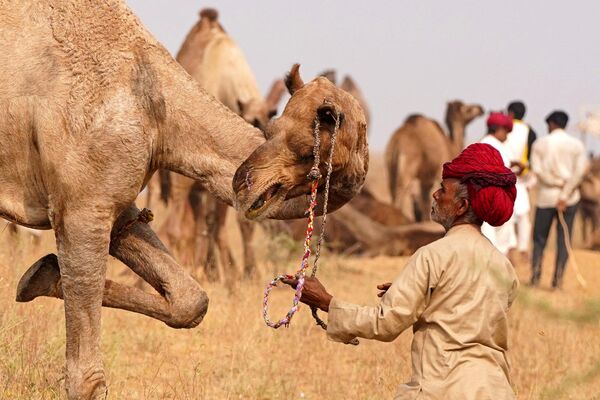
[385,101,484,222]
[285,205,444,256]
[156,9,286,281]
[579,157,600,247]
[0,2,368,398]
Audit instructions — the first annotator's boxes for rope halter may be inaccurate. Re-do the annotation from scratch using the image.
[263,100,358,345]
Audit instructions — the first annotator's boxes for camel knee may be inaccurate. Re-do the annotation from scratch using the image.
[167,283,209,329]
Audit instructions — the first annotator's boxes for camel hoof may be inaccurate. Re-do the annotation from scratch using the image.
[15,253,61,302]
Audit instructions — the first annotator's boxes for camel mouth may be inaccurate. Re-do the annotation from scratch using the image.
[245,183,284,219]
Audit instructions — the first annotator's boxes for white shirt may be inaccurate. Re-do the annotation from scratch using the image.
[480,134,511,168]
[530,129,588,208]
[505,120,530,163]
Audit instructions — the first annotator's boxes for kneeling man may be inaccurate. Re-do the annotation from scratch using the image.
[287,143,519,399]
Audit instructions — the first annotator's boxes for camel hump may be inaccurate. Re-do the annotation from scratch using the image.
[404,114,424,124]
[199,8,218,21]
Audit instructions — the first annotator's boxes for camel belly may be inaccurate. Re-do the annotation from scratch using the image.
[0,99,52,229]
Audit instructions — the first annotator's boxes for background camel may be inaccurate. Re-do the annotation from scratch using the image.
[156,9,286,281]
[320,69,371,135]
[0,1,367,398]
[385,101,484,222]
[579,157,600,248]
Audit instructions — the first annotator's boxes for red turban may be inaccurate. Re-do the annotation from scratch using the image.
[442,143,516,226]
[486,112,513,131]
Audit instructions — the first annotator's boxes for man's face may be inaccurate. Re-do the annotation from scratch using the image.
[495,127,509,142]
[431,179,462,230]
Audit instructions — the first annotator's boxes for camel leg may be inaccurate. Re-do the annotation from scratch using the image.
[204,194,222,281]
[16,205,209,330]
[214,200,238,284]
[238,215,257,278]
[52,208,111,400]
[189,185,209,272]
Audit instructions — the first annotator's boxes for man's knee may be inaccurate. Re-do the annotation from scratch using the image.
[167,282,209,329]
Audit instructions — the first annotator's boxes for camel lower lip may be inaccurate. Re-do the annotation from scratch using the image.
[247,184,282,217]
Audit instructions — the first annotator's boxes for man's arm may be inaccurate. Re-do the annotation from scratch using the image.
[559,142,589,203]
[530,140,565,187]
[326,249,433,344]
[526,125,537,163]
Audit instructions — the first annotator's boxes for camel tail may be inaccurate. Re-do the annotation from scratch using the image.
[199,8,219,21]
[159,170,171,206]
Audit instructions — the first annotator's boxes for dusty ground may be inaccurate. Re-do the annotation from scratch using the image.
[1,153,599,399]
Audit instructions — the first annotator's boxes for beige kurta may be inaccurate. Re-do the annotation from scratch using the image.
[327,224,519,400]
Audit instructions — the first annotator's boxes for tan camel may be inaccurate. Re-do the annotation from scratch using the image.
[157,9,286,280]
[285,205,444,256]
[579,157,600,247]
[1,2,367,398]
[385,101,484,222]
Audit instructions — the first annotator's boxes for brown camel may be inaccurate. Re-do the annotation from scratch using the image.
[385,101,484,222]
[1,1,367,398]
[156,9,286,281]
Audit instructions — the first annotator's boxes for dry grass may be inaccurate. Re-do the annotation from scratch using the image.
[1,154,600,399]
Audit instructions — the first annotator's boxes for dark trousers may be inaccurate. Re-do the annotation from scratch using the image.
[530,204,578,287]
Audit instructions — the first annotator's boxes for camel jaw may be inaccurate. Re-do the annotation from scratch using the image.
[243,183,285,220]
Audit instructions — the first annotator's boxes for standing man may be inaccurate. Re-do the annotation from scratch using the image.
[286,143,519,399]
[530,110,588,289]
[505,101,537,262]
[479,112,517,256]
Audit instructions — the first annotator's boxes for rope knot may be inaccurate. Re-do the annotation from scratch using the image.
[307,167,322,181]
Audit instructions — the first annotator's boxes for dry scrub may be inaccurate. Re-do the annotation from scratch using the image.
[1,154,600,399]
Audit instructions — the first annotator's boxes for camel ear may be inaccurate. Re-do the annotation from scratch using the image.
[319,69,337,85]
[317,101,345,130]
[285,64,304,95]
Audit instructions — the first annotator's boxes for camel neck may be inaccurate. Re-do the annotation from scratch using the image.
[156,75,265,206]
[448,120,465,153]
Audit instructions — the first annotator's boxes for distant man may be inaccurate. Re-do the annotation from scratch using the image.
[505,101,537,262]
[529,110,588,289]
[286,143,519,399]
[479,112,517,256]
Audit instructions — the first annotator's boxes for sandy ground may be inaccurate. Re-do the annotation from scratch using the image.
[1,153,599,399]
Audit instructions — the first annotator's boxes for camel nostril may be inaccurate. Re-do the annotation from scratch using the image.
[233,164,251,193]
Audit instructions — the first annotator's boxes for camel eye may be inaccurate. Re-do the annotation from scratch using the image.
[299,153,314,163]
[252,119,261,128]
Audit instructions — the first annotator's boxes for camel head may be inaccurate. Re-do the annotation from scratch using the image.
[233,64,369,220]
[237,99,277,131]
[445,100,485,127]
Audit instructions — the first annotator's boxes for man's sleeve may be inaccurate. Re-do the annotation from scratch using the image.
[530,140,565,187]
[559,142,589,201]
[327,249,434,344]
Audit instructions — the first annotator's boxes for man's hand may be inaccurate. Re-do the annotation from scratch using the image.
[282,276,332,312]
[510,161,526,176]
[377,282,393,298]
[557,199,567,213]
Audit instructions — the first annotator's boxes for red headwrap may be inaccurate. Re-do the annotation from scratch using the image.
[442,143,516,226]
[486,112,513,131]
